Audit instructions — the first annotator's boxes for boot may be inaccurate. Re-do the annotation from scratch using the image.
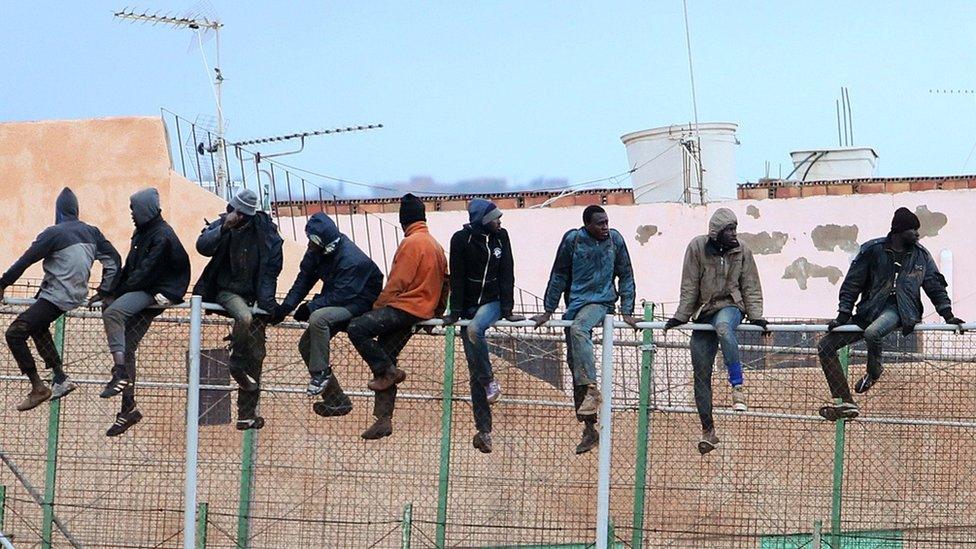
[17,384,51,412]
[362,386,396,440]
[575,421,599,455]
[312,374,353,417]
[698,428,719,455]
[473,431,493,453]
[367,366,406,392]
[577,383,602,416]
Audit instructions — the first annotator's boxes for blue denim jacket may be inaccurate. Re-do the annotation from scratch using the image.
[542,228,636,320]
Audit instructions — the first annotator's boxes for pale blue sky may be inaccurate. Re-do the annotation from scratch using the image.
[3,1,976,196]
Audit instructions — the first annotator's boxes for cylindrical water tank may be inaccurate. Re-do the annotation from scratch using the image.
[620,122,738,204]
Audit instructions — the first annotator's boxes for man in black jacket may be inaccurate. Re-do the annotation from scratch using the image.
[273,213,383,417]
[818,207,964,420]
[193,189,284,430]
[442,199,522,453]
[98,188,191,436]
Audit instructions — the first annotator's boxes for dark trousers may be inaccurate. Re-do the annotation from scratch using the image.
[216,291,268,420]
[102,291,161,412]
[5,298,63,376]
[818,305,901,403]
[347,306,419,376]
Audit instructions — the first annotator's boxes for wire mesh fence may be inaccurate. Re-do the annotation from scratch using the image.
[0,292,974,548]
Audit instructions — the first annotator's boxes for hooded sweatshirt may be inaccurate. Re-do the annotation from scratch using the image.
[448,199,515,316]
[0,188,121,311]
[674,208,763,322]
[374,221,448,320]
[280,213,384,317]
[114,188,191,301]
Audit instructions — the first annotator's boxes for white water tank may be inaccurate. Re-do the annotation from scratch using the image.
[789,147,878,181]
[620,122,738,204]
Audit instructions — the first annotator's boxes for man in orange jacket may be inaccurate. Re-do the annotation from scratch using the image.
[348,193,449,440]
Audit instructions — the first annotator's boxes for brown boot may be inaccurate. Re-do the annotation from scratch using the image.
[361,416,393,439]
[17,385,52,412]
[362,386,396,440]
[698,428,719,455]
[575,421,599,454]
[577,383,602,416]
[367,366,406,392]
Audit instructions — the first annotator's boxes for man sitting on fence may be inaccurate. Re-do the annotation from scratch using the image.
[272,213,383,418]
[0,188,121,411]
[818,207,964,421]
[193,189,283,431]
[532,205,638,455]
[663,208,767,455]
[442,198,523,454]
[98,188,191,436]
[347,193,448,440]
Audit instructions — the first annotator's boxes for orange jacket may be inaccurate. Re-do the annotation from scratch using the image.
[374,221,449,319]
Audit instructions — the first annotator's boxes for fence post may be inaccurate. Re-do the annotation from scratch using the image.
[41,315,66,549]
[630,303,654,548]
[435,325,456,548]
[829,345,850,549]
[401,502,413,549]
[237,430,257,548]
[595,315,616,549]
[184,296,203,549]
[813,518,822,549]
[196,502,209,549]
[0,485,5,531]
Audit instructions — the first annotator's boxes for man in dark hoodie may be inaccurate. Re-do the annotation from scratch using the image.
[272,213,383,417]
[442,198,522,453]
[818,207,964,421]
[0,188,121,411]
[193,188,284,430]
[98,188,191,436]
[664,208,766,455]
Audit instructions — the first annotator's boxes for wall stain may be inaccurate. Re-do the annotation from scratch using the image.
[811,224,859,252]
[915,205,947,238]
[746,205,761,219]
[783,257,843,290]
[738,231,788,255]
[635,224,659,245]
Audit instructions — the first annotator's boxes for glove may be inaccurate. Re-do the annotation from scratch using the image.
[827,313,852,332]
[748,318,769,332]
[268,305,289,325]
[944,312,966,333]
[504,314,526,322]
[664,317,685,331]
[441,314,460,326]
[530,312,552,328]
[294,303,311,323]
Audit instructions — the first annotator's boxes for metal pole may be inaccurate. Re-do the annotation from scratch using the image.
[435,326,456,548]
[401,503,413,549]
[630,304,654,549]
[0,485,5,531]
[0,530,13,549]
[41,315,65,549]
[595,314,615,549]
[184,296,203,549]
[830,345,850,549]
[813,518,822,549]
[237,429,256,548]
[196,502,209,549]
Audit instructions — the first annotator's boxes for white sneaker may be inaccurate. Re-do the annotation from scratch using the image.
[51,377,78,401]
[731,385,747,411]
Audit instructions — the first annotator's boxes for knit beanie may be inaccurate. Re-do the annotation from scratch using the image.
[230,189,259,217]
[399,193,426,227]
[890,207,920,233]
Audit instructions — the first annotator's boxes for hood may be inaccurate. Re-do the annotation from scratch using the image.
[55,187,79,224]
[708,208,737,239]
[130,188,162,226]
[467,198,495,228]
[305,213,341,246]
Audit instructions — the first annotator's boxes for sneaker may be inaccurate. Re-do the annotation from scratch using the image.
[100,370,131,399]
[361,416,393,440]
[307,371,331,396]
[366,367,406,392]
[485,380,502,404]
[50,377,78,401]
[854,373,878,394]
[731,385,747,412]
[577,384,602,416]
[16,386,51,412]
[575,423,599,454]
[698,429,720,455]
[235,417,265,431]
[473,431,493,453]
[819,402,860,421]
[106,409,143,437]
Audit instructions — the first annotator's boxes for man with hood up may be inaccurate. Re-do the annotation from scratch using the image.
[442,198,523,453]
[347,193,448,440]
[0,188,121,411]
[98,188,191,436]
[817,207,964,421]
[665,207,766,455]
[272,213,383,417]
[193,188,283,430]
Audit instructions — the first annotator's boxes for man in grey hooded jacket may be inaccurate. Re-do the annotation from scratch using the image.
[0,188,121,412]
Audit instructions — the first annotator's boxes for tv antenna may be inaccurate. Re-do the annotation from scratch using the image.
[835,87,854,147]
[114,5,231,199]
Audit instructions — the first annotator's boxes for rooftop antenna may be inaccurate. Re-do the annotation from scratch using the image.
[834,87,854,147]
[930,89,976,170]
[114,4,230,199]
[681,0,705,204]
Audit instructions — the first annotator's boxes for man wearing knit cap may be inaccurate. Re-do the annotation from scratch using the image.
[193,188,283,430]
[818,207,964,421]
[348,193,448,440]
[665,207,767,455]
[442,198,523,453]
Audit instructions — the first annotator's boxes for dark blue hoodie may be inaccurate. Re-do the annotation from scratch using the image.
[280,213,383,317]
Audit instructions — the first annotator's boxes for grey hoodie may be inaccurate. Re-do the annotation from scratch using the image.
[130,188,161,226]
[0,188,121,311]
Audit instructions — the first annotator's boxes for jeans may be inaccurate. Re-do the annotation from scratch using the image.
[298,306,354,376]
[347,306,420,376]
[690,306,744,431]
[818,304,901,403]
[460,301,501,433]
[565,303,609,422]
[5,298,63,376]
[216,291,268,419]
[102,291,161,412]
